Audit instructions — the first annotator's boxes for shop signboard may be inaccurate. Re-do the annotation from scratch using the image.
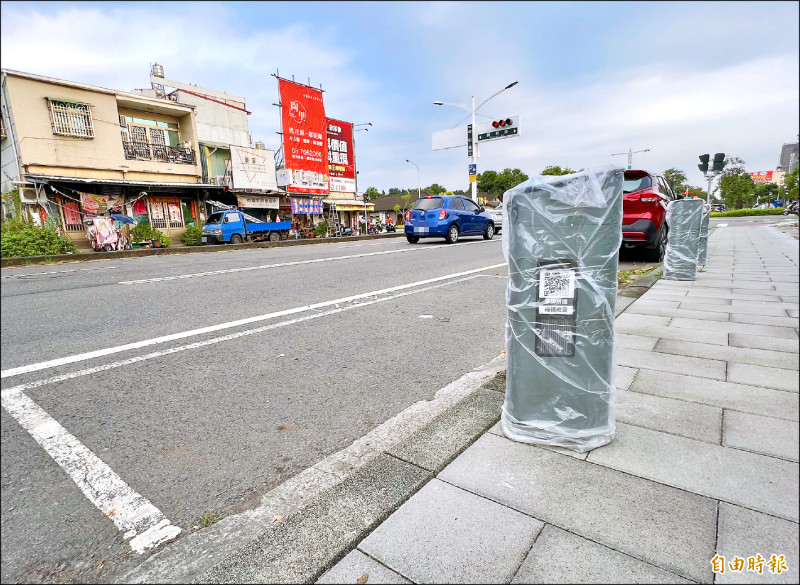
[80,193,108,215]
[290,197,324,215]
[749,171,774,184]
[230,146,278,192]
[326,118,356,193]
[279,79,329,195]
[236,195,280,209]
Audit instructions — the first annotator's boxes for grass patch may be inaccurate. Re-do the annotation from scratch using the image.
[618,265,657,286]
[198,512,222,528]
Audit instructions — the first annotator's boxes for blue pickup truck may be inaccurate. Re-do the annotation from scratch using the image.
[201,209,291,244]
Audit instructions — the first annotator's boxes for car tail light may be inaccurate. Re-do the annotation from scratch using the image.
[439,208,448,221]
[623,232,647,240]
[627,192,658,203]
[405,210,411,222]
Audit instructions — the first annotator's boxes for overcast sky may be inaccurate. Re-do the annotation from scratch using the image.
[1,1,798,193]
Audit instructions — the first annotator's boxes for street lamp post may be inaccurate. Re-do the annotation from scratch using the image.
[611,148,651,170]
[434,81,518,203]
[354,123,371,234]
[405,159,421,200]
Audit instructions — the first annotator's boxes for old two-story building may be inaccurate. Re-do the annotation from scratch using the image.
[1,68,213,248]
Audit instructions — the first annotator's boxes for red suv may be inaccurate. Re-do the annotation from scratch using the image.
[621,169,680,261]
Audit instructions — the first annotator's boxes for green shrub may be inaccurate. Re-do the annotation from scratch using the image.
[132,222,155,242]
[1,222,77,258]
[313,222,328,237]
[710,208,784,217]
[182,225,203,246]
[152,230,171,247]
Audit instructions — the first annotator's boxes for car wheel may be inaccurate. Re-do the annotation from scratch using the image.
[269,231,279,242]
[230,234,243,245]
[483,223,495,240]
[643,224,667,262]
[406,235,419,243]
[445,224,459,244]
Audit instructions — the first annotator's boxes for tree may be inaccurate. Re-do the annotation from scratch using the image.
[400,193,412,215]
[364,187,381,201]
[477,168,529,194]
[540,165,577,176]
[783,166,798,202]
[663,168,688,196]
[718,157,755,208]
[425,183,447,195]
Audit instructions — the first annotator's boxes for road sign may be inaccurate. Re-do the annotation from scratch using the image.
[467,125,473,157]
[478,127,518,141]
[469,164,477,176]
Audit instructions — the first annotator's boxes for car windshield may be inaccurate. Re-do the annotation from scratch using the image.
[413,197,444,210]
[623,174,652,193]
[205,212,224,225]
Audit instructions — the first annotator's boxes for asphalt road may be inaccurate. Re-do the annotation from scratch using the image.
[0,229,714,583]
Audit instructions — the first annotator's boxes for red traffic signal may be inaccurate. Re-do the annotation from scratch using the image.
[491,118,514,128]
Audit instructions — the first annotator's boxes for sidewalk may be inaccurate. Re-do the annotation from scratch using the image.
[314,224,799,584]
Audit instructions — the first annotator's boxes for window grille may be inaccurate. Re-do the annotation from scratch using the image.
[47,99,94,138]
[148,201,168,230]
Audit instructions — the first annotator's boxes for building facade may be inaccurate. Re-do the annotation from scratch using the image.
[1,68,209,247]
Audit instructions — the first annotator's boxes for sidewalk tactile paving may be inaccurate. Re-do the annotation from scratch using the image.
[358,479,544,584]
[438,433,717,583]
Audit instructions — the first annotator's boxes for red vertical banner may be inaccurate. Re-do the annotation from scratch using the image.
[279,79,329,195]
[326,118,356,193]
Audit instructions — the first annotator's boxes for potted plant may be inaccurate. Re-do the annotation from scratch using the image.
[132,222,154,248]
[151,230,171,248]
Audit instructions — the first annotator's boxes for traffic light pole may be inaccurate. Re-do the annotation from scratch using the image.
[471,95,477,203]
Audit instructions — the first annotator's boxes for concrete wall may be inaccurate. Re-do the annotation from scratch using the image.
[176,90,250,148]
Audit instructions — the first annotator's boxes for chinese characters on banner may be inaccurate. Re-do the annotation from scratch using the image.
[290,198,324,215]
[326,118,356,193]
[279,79,329,195]
[749,171,774,184]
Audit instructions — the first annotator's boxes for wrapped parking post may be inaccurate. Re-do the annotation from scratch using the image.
[501,166,624,453]
[698,202,711,266]
[663,198,704,280]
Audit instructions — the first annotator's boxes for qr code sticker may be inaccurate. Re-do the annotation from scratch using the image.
[539,269,575,298]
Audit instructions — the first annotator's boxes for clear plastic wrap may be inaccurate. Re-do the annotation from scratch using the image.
[662,198,704,280]
[698,202,711,266]
[500,166,624,453]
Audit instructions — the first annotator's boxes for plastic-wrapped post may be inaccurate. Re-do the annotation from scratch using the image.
[663,198,704,280]
[501,166,624,453]
[698,202,711,266]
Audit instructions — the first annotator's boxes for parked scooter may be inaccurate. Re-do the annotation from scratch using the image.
[783,201,799,216]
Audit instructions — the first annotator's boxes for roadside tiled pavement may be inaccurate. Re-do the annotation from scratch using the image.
[318,224,799,584]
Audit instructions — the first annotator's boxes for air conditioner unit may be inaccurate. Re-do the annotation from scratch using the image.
[18,189,41,204]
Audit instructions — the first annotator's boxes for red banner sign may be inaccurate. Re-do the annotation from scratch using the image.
[750,171,774,183]
[326,118,356,193]
[279,79,329,195]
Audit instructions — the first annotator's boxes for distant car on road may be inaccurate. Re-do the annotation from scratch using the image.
[404,195,495,244]
[712,203,727,212]
[621,169,679,262]
[488,203,504,232]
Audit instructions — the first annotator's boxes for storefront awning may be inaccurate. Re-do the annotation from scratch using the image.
[323,198,374,211]
[26,174,214,189]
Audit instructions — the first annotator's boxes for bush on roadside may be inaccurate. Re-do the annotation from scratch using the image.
[0,221,77,258]
[710,208,784,217]
[132,222,155,242]
[152,230,171,247]
[182,225,203,246]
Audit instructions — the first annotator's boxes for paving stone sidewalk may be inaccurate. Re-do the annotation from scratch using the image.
[318,224,799,584]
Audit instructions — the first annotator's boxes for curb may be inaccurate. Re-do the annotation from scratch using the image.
[0,232,406,268]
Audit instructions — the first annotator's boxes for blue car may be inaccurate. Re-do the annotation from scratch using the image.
[404,195,495,244]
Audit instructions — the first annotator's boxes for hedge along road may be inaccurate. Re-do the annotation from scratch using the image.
[0,235,515,583]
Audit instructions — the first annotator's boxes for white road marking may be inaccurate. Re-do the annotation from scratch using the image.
[117,239,497,285]
[2,262,507,379]
[1,388,181,553]
[716,223,728,227]
[2,266,120,279]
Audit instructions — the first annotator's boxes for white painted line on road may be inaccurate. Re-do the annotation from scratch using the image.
[2,262,507,379]
[3,274,487,395]
[717,223,728,227]
[2,266,120,279]
[1,388,181,553]
[117,239,497,285]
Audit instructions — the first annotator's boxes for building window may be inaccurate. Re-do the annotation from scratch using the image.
[47,98,94,138]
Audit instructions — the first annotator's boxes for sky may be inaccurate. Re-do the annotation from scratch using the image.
[1,1,798,194]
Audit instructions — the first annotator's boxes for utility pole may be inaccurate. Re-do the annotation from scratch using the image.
[698,153,726,203]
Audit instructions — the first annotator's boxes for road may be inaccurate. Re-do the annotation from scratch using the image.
[0,222,755,583]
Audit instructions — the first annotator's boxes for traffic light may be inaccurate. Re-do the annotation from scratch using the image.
[712,153,726,172]
[491,118,514,128]
[698,154,710,173]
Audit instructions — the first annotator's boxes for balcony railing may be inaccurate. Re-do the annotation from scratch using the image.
[122,140,196,165]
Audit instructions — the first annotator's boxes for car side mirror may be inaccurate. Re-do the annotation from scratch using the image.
[479,206,485,212]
